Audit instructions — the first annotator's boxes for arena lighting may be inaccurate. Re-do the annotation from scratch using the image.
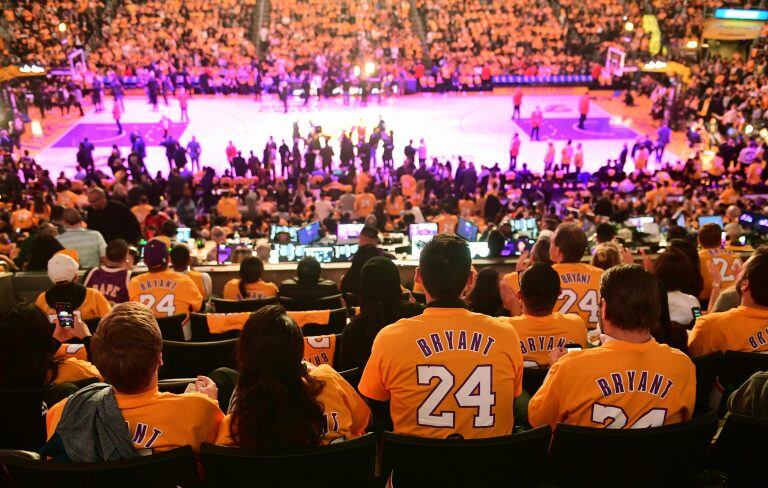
[685,40,699,49]
[624,21,634,32]
[745,124,754,135]
[58,22,67,33]
[30,120,43,137]
[364,62,376,76]
[353,65,361,77]
[760,128,768,139]
[644,60,668,70]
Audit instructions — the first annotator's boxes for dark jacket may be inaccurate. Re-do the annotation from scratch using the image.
[278,278,338,301]
[87,200,142,245]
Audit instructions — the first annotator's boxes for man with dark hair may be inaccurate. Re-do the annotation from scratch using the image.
[549,223,604,332]
[86,187,142,245]
[279,256,338,300]
[507,264,588,366]
[57,208,107,269]
[170,244,212,300]
[359,234,524,439]
[83,239,133,303]
[45,302,223,459]
[529,264,696,429]
[697,222,741,300]
[689,248,768,356]
[595,222,616,244]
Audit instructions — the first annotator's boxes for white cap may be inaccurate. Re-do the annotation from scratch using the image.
[47,253,79,284]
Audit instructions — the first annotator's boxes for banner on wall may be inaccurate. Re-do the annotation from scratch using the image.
[642,15,662,56]
[703,19,765,40]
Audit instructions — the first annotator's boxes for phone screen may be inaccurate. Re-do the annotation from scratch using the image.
[217,244,232,264]
[54,302,74,329]
[565,344,583,353]
[691,307,702,319]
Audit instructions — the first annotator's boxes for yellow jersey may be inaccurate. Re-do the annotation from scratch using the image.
[222,279,279,300]
[215,365,370,446]
[552,263,604,330]
[698,248,742,299]
[47,388,223,453]
[128,269,203,317]
[217,197,241,220]
[52,357,102,384]
[688,305,768,356]
[354,193,376,218]
[434,214,458,234]
[304,335,338,367]
[506,313,588,366]
[35,288,113,321]
[529,338,695,430]
[359,307,524,439]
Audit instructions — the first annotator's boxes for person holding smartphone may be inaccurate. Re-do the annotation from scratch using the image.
[35,252,112,321]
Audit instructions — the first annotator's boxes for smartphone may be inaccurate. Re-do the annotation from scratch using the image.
[196,238,205,249]
[565,344,583,353]
[216,244,232,264]
[54,302,74,329]
[691,307,702,319]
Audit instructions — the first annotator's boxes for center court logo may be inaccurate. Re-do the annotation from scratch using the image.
[544,104,570,113]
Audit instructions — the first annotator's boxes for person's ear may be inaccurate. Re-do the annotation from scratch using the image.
[414,267,423,284]
[158,351,164,367]
[600,298,607,321]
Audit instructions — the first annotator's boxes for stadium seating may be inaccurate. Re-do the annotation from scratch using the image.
[189,313,241,342]
[545,412,718,486]
[211,297,278,313]
[522,366,550,396]
[338,368,361,389]
[157,378,197,395]
[156,314,188,342]
[382,426,551,486]
[279,294,344,311]
[692,352,722,416]
[0,445,198,487]
[159,339,237,380]
[200,433,377,488]
[718,351,768,395]
[708,413,768,487]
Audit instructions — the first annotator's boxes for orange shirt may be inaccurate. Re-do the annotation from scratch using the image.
[128,269,203,317]
[304,335,338,367]
[47,388,223,453]
[506,313,588,366]
[552,263,604,330]
[217,197,241,220]
[354,193,376,218]
[131,204,153,225]
[698,248,741,299]
[52,357,102,384]
[215,365,370,446]
[434,214,458,234]
[35,287,113,321]
[359,307,524,439]
[458,200,474,219]
[386,196,404,217]
[10,209,36,230]
[400,175,416,197]
[222,279,278,300]
[529,338,695,430]
[688,305,768,356]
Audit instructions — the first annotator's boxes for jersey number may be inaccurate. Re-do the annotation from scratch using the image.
[139,294,176,316]
[591,403,667,429]
[558,289,599,324]
[711,257,739,282]
[417,365,495,428]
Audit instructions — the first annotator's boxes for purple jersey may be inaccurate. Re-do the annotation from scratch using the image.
[83,266,131,303]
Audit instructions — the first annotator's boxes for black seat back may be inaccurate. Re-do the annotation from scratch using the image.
[720,351,768,392]
[0,445,198,487]
[300,308,348,337]
[211,297,277,313]
[156,314,188,341]
[160,339,237,379]
[522,367,549,396]
[279,294,343,311]
[547,412,718,487]
[200,433,376,488]
[709,413,768,486]
[189,313,240,342]
[692,352,722,415]
[382,427,550,488]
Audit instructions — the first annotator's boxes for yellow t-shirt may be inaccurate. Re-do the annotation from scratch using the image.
[434,214,458,234]
[552,263,604,330]
[359,307,524,439]
[529,338,695,430]
[698,248,741,299]
[10,209,36,230]
[47,388,223,453]
[354,193,376,218]
[35,288,113,321]
[400,175,416,197]
[128,269,203,317]
[215,365,370,446]
[53,357,102,384]
[217,197,241,220]
[688,305,768,356]
[222,279,279,300]
[506,313,588,366]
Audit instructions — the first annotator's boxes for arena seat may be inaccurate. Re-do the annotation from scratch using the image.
[546,412,718,486]
[297,308,348,336]
[382,426,551,487]
[718,351,768,395]
[708,413,768,486]
[303,334,341,369]
[338,368,360,389]
[83,317,102,334]
[0,445,198,487]
[278,294,343,311]
[159,339,237,380]
[189,313,241,342]
[411,292,426,304]
[211,297,278,313]
[200,433,376,488]
[157,378,197,395]
[522,366,550,396]
[692,352,722,416]
[156,314,188,342]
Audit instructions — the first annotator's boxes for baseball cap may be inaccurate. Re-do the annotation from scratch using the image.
[360,225,380,242]
[143,239,169,267]
[48,253,79,284]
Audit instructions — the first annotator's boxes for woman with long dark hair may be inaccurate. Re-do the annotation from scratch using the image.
[0,304,99,389]
[215,305,369,450]
[338,257,423,371]
[223,257,278,300]
[467,267,506,317]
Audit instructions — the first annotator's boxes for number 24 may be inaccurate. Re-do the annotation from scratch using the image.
[592,403,667,429]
